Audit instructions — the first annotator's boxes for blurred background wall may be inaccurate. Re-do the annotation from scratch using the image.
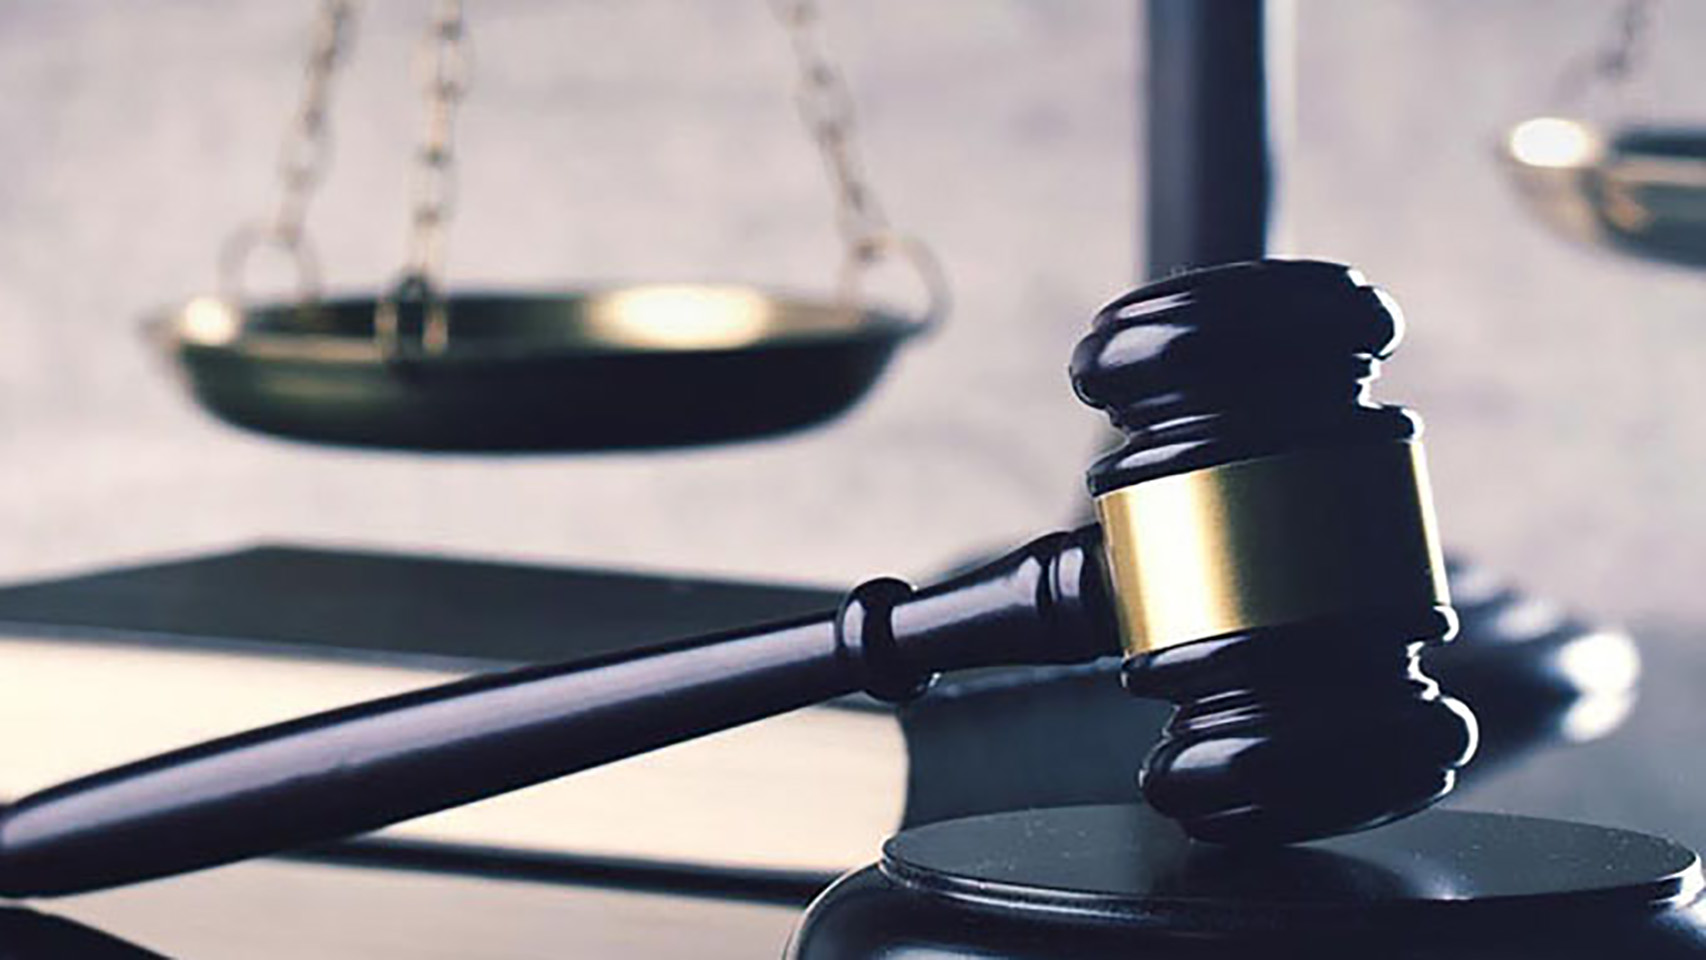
[0,0,1702,629]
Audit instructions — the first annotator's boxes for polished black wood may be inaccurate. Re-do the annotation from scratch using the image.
[0,909,168,959]
[0,530,1118,897]
[1124,613,1475,844]
[1144,0,1273,277]
[1072,260,1416,490]
[790,805,1706,958]
[1072,260,1476,843]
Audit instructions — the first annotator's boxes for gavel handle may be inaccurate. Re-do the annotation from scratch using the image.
[0,527,1117,897]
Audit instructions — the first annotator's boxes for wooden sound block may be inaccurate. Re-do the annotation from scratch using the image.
[790,805,1706,958]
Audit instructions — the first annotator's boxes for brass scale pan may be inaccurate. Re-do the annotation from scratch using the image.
[152,286,926,451]
[1504,119,1706,271]
[163,1,934,453]
[1501,1,1706,271]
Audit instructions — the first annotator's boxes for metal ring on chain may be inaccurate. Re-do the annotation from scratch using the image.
[374,272,451,361]
[218,224,322,309]
[838,231,950,333]
[216,0,351,314]
[770,0,946,331]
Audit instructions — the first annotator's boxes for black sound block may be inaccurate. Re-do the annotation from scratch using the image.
[790,805,1706,958]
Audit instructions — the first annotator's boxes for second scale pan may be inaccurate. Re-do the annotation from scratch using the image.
[153,285,924,451]
[1504,118,1706,270]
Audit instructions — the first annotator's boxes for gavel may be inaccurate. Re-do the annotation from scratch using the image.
[0,259,1477,898]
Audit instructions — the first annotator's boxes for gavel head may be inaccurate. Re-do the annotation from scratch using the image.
[1070,259,1477,845]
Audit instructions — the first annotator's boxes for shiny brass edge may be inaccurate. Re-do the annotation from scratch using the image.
[1095,441,1450,656]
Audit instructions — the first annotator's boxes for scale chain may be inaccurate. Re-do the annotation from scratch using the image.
[403,0,470,291]
[219,0,357,305]
[773,0,888,251]
[379,0,471,357]
[226,0,936,345]
[770,0,947,327]
[1553,0,1655,106]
